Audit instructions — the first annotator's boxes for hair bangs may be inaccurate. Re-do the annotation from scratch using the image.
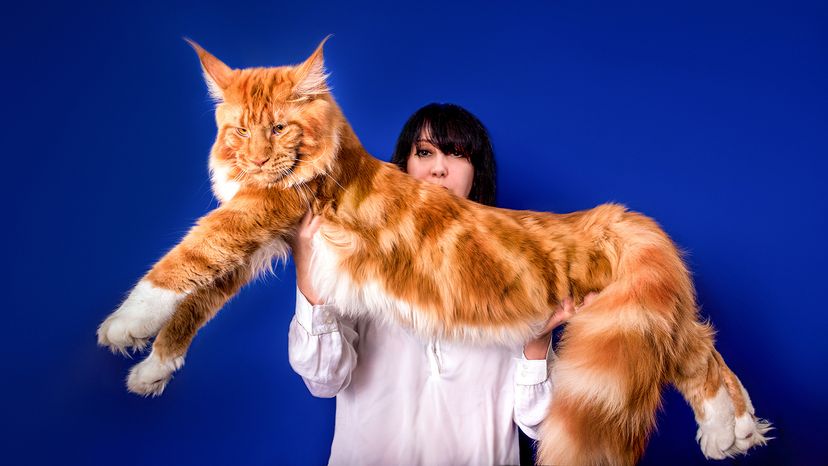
[419,113,483,161]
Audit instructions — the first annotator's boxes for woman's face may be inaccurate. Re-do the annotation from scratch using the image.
[406,130,474,199]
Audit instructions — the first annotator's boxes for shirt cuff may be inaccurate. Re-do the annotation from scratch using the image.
[515,357,549,386]
[295,286,340,335]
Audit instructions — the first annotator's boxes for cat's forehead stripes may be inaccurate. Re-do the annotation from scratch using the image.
[225,67,297,125]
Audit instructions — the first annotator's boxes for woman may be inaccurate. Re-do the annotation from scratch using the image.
[288,103,582,465]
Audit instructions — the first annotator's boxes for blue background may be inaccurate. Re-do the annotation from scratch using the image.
[4,1,826,465]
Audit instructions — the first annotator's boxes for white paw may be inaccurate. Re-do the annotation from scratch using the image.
[97,279,185,355]
[696,385,772,459]
[697,423,735,459]
[730,412,772,454]
[126,350,185,397]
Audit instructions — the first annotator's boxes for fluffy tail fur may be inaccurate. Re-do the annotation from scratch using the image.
[537,212,771,465]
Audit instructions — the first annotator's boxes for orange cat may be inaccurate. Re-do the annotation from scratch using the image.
[97,39,770,465]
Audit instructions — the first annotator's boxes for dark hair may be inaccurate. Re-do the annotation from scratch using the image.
[390,103,497,206]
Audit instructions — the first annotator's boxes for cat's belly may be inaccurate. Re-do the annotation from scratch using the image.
[308,227,423,331]
[308,226,537,344]
[250,237,291,280]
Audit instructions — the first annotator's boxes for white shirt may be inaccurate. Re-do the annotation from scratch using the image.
[288,287,554,465]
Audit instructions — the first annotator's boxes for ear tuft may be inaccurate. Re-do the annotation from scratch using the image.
[293,35,333,99]
[184,38,234,102]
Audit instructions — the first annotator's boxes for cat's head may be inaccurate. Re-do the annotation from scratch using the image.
[188,38,341,199]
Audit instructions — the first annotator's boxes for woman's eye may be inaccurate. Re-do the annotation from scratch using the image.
[416,149,431,157]
[273,124,285,134]
[235,128,249,137]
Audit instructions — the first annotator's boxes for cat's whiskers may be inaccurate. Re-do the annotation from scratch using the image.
[300,182,316,212]
[289,173,306,209]
[301,179,316,212]
[232,170,246,185]
[287,172,312,212]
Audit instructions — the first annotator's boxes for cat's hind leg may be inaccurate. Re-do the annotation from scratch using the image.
[694,354,772,459]
[126,266,251,396]
[672,322,772,459]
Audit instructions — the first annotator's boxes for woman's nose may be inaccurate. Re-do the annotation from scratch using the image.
[431,155,447,177]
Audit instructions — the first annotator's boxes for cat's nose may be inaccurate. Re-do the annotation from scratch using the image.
[252,157,270,167]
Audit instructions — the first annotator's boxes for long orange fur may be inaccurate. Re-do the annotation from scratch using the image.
[97,39,771,465]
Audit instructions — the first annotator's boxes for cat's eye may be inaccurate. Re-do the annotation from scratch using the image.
[272,124,285,134]
[235,127,250,138]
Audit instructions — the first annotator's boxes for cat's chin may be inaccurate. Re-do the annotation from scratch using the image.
[241,172,305,190]
[239,168,288,184]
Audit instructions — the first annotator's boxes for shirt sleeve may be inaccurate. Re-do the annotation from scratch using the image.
[513,344,555,440]
[287,286,359,398]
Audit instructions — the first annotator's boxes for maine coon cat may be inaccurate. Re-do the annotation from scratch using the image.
[97,39,770,465]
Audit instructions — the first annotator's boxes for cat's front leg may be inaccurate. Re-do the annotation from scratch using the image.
[125,265,252,396]
[98,202,279,355]
[97,280,188,355]
[125,348,186,397]
[98,188,304,359]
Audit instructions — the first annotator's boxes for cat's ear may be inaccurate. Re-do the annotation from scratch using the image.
[185,38,234,102]
[292,35,332,99]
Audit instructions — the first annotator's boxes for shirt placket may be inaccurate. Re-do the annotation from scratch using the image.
[426,338,442,376]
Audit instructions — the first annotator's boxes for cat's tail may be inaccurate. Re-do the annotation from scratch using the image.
[536,212,770,465]
[536,277,672,466]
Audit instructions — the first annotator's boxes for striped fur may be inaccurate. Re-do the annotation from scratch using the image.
[96,40,771,464]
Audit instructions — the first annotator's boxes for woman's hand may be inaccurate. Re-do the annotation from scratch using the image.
[292,210,324,305]
[523,293,597,360]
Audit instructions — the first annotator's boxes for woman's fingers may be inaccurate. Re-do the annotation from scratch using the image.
[298,210,313,234]
[293,211,323,305]
[542,293,600,334]
[582,291,598,308]
[541,299,569,334]
[307,213,323,236]
[297,211,322,240]
[290,211,313,248]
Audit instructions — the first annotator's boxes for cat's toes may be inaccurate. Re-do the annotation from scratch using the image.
[696,386,772,459]
[97,315,150,356]
[728,413,773,455]
[696,386,736,460]
[697,418,735,460]
[126,350,185,397]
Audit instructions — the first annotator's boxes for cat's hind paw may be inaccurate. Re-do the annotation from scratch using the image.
[696,385,773,459]
[730,413,772,455]
[126,350,185,397]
